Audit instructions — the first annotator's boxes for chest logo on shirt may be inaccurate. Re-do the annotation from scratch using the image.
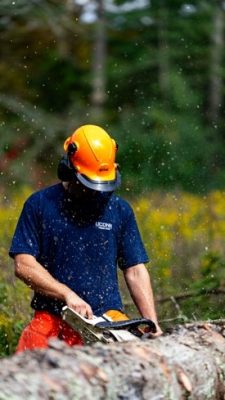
[95,221,112,231]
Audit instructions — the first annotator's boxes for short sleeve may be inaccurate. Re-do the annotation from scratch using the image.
[117,205,149,269]
[9,198,41,259]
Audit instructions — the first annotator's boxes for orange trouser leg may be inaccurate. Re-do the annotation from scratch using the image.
[16,311,83,353]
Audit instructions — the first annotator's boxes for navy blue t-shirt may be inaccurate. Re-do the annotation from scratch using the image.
[9,183,149,316]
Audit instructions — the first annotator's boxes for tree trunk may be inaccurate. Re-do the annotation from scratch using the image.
[157,1,170,100]
[207,0,224,124]
[90,0,107,122]
[0,321,225,399]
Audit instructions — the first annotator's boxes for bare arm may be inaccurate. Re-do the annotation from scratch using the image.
[123,263,162,336]
[14,254,93,318]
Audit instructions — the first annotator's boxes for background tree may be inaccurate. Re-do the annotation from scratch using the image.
[1,0,225,192]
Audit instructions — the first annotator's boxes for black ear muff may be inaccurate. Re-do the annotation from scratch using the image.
[67,142,77,156]
[57,155,76,181]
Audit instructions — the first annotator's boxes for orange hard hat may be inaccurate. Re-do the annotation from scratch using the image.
[63,125,121,192]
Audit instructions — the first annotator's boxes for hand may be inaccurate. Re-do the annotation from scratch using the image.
[152,323,163,338]
[142,322,163,339]
[65,290,93,319]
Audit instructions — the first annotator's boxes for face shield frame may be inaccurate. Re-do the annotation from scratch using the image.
[57,155,121,192]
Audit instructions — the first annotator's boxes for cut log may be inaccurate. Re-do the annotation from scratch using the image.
[0,321,225,400]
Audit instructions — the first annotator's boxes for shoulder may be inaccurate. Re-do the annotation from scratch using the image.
[26,183,63,202]
[109,194,134,219]
[24,183,64,208]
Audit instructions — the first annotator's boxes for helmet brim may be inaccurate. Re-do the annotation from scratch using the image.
[76,171,121,192]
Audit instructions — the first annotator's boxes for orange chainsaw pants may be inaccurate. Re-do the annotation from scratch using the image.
[16,311,83,353]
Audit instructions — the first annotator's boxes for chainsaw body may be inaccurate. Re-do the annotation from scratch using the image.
[61,306,156,344]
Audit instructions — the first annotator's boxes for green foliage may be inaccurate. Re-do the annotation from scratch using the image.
[0,0,224,193]
[30,53,81,112]
[192,252,225,294]
[0,274,32,356]
[182,251,225,321]
[159,252,225,325]
[0,281,30,356]
[0,187,32,356]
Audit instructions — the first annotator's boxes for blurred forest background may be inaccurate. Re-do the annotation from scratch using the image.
[1,0,225,355]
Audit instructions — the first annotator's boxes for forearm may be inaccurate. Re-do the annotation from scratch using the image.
[14,254,93,318]
[124,264,159,323]
[14,254,72,301]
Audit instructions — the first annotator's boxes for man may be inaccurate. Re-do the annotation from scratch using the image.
[9,124,162,352]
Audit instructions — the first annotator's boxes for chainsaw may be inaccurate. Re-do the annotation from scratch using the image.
[61,306,156,344]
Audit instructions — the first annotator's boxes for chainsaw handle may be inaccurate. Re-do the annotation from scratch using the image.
[96,318,157,333]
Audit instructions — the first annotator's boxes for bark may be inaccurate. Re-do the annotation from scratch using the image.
[157,1,170,99]
[90,0,107,121]
[207,0,224,124]
[0,321,225,399]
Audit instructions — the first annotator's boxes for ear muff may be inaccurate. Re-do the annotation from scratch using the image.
[57,155,76,182]
[67,142,77,156]
[58,141,78,181]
